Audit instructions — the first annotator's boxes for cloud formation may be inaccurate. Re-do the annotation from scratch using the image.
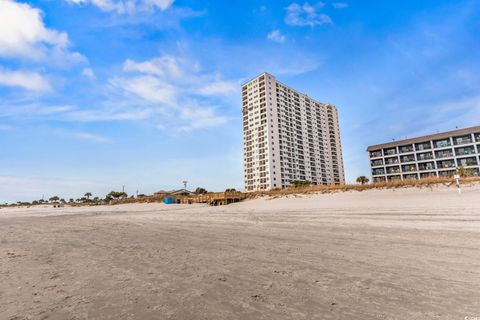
[112,54,234,131]
[73,132,111,143]
[285,2,332,27]
[0,69,51,92]
[267,30,286,43]
[0,0,83,62]
[65,0,175,14]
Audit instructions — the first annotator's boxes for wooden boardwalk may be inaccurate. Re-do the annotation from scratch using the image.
[177,192,246,206]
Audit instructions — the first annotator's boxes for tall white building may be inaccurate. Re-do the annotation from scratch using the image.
[242,72,345,192]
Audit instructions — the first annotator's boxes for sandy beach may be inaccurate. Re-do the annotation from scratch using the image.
[1,185,480,319]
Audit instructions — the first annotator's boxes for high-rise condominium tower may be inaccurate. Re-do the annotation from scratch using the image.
[242,72,345,192]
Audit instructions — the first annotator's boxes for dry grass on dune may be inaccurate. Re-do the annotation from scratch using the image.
[247,176,480,198]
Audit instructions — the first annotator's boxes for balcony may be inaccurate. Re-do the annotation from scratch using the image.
[415,141,431,151]
[371,159,383,167]
[475,132,480,142]
[401,164,417,172]
[387,175,401,181]
[385,157,399,165]
[403,173,418,180]
[399,144,414,153]
[418,162,435,171]
[455,146,476,156]
[437,160,455,169]
[372,168,385,176]
[453,134,473,145]
[457,157,478,167]
[370,150,382,158]
[417,152,434,161]
[383,147,397,156]
[438,170,455,177]
[420,172,437,178]
[433,138,451,149]
[435,149,453,159]
[400,154,416,163]
[386,166,401,174]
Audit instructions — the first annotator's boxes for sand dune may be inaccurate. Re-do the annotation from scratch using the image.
[1,184,479,319]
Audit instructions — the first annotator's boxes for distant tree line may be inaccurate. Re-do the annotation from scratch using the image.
[1,186,242,207]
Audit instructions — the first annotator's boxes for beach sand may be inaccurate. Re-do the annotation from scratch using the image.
[1,185,479,319]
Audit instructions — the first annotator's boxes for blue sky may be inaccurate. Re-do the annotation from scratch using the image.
[1,0,479,202]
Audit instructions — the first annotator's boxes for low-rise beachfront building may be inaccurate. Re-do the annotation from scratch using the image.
[242,72,345,192]
[367,126,480,182]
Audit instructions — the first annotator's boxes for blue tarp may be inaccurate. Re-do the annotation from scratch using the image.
[164,197,174,204]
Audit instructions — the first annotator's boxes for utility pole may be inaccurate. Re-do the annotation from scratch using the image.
[182,180,188,193]
[122,185,125,193]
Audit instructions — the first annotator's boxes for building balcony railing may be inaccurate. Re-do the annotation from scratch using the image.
[415,142,431,151]
[400,155,416,163]
[455,147,476,156]
[370,150,382,158]
[385,158,400,165]
[435,150,454,159]
[437,160,456,169]
[453,135,473,145]
[417,152,434,161]
[433,139,451,149]
[457,157,478,167]
[401,165,417,172]
[418,163,436,171]
[383,148,397,156]
[386,167,401,174]
[399,145,414,153]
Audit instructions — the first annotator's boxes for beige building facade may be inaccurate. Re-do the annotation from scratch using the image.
[242,72,345,192]
[367,126,480,182]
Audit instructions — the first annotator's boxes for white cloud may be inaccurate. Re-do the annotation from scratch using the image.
[103,54,237,131]
[285,2,332,27]
[64,108,153,122]
[0,0,83,62]
[0,69,51,92]
[267,30,286,43]
[73,132,111,143]
[110,75,177,105]
[123,55,182,77]
[38,105,74,114]
[65,0,175,14]
[82,68,96,79]
[332,2,348,9]
[177,107,229,132]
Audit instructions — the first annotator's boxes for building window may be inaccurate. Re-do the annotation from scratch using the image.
[453,134,473,145]
[433,138,451,149]
[415,141,431,151]
[383,147,397,156]
[399,144,414,153]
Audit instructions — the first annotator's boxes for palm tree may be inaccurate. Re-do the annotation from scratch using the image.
[84,192,92,200]
[195,187,208,194]
[356,176,370,185]
[49,196,60,203]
